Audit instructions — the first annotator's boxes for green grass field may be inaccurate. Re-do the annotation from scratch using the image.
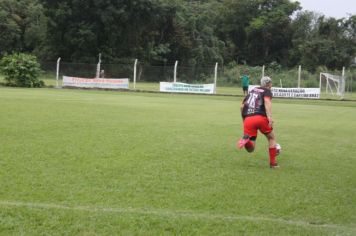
[0,87,355,235]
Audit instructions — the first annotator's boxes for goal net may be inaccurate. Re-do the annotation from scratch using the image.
[319,72,346,97]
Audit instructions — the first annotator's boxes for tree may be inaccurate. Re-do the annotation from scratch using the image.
[289,10,320,66]
[0,0,47,55]
[216,0,300,66]
[291,13,356,70]
[245,0,300,65]
[41,0,178,63]
[216,0,260,63]
[163,0,225,65]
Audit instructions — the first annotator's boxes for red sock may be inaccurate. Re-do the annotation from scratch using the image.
[269,147,277,165]
[245,140,254,149]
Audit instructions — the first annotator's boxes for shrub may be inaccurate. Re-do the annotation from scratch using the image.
[0,53,44,87]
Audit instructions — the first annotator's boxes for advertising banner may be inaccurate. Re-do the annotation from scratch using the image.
[160,82,215,94]
[63,76,129,89]
[248,86,320,99]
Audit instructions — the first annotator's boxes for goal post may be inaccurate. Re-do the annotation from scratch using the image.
[319,68,346,98]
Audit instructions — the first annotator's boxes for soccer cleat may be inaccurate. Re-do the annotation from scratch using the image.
[270,163,280,169]
[237,135,250,149]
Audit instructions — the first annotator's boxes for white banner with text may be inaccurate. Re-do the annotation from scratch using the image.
[160,82,215,94]
[248,86,320,99]
[63,76,129,89]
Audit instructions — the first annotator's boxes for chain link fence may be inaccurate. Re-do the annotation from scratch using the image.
[40,61,356,94]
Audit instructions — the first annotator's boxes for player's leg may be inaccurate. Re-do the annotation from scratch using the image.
[245,136,256,152]
[238,134,256,152]
[238,116,257,151]
[259,116,279,168]
[264,131,279,168]
[243,86,248,95]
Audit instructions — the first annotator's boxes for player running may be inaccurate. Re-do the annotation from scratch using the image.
[237,76,280,168]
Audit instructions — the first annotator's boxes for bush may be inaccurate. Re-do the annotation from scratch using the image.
[0,53,44,87]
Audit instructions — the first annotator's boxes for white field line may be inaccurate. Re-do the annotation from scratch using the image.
[0,200,355,233]
[54,98,95,101]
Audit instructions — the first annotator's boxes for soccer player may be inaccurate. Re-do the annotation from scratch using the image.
[238,76,280,168]
[240,71,250,96]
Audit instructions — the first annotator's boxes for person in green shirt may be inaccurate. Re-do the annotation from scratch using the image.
[240,71,250,95]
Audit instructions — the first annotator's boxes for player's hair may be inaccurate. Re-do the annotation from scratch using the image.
[260,76,272,87]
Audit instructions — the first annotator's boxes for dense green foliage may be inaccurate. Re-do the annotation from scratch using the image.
[0,88,355,235]
[0,0,355,70]
[0,0,47,54]
[0,53,44,87]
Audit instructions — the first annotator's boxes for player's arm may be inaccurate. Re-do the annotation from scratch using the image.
[264,96,273,126]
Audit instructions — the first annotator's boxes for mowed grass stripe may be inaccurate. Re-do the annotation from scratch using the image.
[1,200,355,233]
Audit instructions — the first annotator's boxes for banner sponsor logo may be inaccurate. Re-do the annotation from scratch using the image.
[63,76,129,89]
[160,82,215,94]
[248,86,320,99]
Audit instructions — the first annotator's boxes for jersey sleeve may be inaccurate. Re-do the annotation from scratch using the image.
[264,88,273,99]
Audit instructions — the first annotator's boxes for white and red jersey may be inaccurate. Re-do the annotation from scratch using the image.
[242,87,272,118]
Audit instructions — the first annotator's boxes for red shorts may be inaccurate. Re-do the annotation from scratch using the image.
[243,115,272,138]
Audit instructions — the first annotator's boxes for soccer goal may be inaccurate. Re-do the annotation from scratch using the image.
[319,68,346,98]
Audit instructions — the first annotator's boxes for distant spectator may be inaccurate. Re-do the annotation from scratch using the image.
[240,70,250,96]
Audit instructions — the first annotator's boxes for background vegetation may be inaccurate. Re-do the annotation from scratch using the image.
[0,53,44,87]
[0,0,355,70]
